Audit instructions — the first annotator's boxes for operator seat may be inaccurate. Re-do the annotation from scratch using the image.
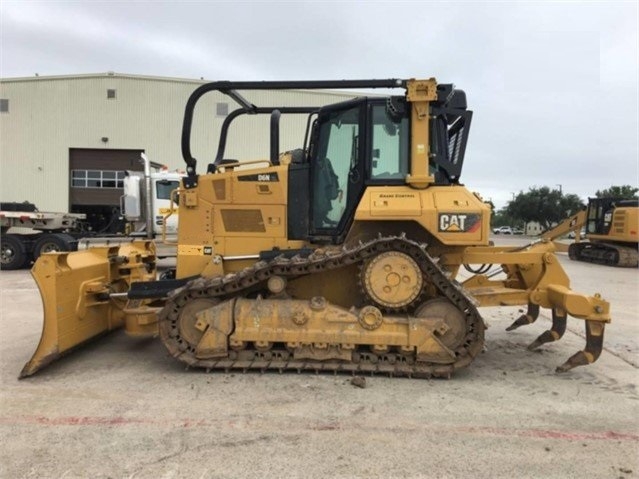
[313,157,340,228]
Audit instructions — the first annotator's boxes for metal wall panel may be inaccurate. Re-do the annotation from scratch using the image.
[0,73,356,212]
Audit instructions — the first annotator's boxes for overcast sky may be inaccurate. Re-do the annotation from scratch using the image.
[1,1,637,209]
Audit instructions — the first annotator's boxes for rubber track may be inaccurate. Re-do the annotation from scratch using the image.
[159,236,486,378]
[569,242,638,268]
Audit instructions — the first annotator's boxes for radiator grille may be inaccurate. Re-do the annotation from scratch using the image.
[221,209,265,232]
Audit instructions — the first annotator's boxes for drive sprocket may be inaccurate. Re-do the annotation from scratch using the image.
[360,250,424,311]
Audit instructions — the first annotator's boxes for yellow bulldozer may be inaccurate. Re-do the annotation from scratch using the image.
[21,78,611,379]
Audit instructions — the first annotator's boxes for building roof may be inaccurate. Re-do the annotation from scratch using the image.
[0,72,368,99]
[0,71,208,84]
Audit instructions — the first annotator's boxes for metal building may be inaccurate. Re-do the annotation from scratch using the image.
[0,72,355,230]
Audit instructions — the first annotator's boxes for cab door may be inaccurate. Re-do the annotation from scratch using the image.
[309,99,366,242]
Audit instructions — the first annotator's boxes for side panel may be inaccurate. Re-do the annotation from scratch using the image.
[588,207,639,243]
[175,164,308,278]
[354,185,491,246]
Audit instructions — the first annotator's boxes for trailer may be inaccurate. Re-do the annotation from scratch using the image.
[0,203,87,270]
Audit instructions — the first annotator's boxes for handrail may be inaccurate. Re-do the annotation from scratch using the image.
[161,188,182,245]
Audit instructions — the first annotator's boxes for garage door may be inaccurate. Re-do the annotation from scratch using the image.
[69,148,145,232]
[69,148,144,206]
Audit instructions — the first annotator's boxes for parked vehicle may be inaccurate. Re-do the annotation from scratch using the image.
[0,203,86,270]
[568,198,638,267]
[1,154,182,270]
[540,199,637,267]
[493,226,513,234]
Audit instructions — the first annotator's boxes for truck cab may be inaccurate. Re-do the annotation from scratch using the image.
[121,155,183,238]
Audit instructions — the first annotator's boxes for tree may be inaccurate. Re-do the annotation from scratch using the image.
[595,185,638,199]
[491,208,519,228]
[506,186,585,230]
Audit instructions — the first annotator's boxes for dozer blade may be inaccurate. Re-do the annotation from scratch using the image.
[20,242,156,378]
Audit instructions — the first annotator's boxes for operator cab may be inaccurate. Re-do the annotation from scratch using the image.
[304,98,409,240]
[304,87,471,243]
[586,197,639,236]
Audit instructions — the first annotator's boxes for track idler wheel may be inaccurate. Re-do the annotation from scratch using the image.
[415,298,467,351]
[159,296,234,361]
[176,298,219,351]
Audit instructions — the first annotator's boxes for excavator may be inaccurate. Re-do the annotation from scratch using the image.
[539,198,638,267]
[20,78,611,379]
[569,198,638,267]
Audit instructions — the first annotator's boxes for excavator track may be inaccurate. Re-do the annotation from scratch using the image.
[159,236,485,378]
[569,242,639,268]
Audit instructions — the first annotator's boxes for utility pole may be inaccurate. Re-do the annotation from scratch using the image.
[556,184,562,194]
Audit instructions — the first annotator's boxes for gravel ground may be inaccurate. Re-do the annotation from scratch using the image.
[1,238,637,478]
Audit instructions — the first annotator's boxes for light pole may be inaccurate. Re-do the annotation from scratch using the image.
[556,184,562,194]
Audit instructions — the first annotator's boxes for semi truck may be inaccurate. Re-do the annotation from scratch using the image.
[1,154,182,270]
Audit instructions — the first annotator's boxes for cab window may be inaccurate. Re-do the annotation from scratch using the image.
[156,180,180,204]
[370,104,409,180]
